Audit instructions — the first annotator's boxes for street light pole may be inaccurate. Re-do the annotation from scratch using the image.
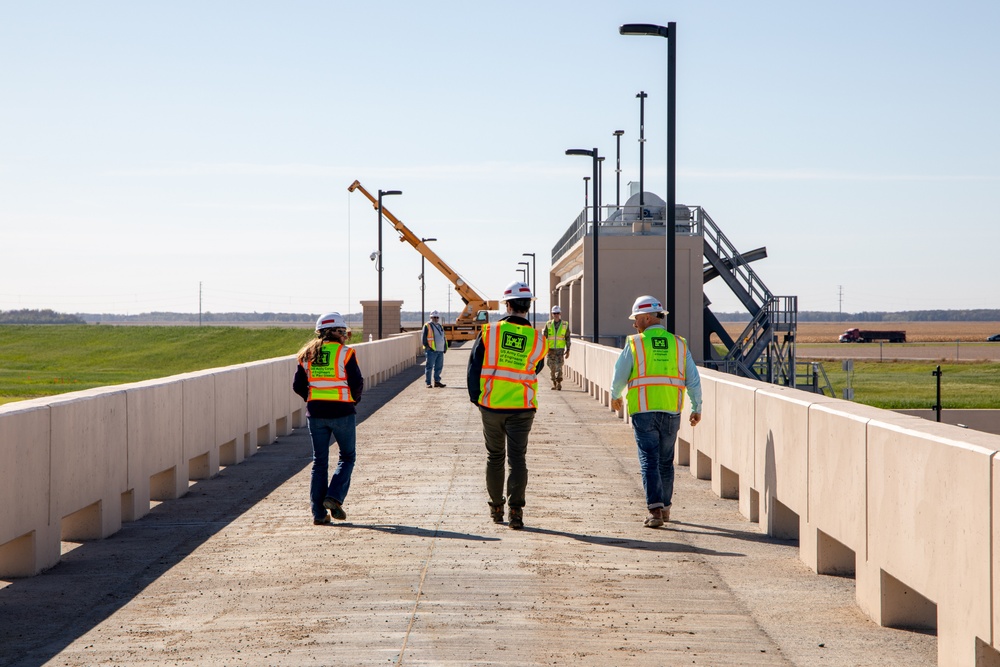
[620,21,677,333]
[522,252,536,328]
[377,189,402,340]
[583,176,590,211]
[566,148,601,343]
[636,91,647,210]
[613,130,624,210]
[420,237,437,327]
[597,156,605,214]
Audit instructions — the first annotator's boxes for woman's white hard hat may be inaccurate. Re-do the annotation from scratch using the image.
[315,312,348,330]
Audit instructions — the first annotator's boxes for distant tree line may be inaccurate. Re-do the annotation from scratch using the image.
[75,311,321,324]
[5,308,997,326]
[714,309,1000,323]
[0,309,87,324]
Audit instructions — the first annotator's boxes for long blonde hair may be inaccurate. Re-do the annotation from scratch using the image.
[297,328,347,364]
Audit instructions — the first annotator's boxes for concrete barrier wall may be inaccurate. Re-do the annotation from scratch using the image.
[565,340,1000,667]
[0,332,419,579]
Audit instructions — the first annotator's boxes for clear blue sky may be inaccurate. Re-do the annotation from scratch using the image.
[2,1,998,319]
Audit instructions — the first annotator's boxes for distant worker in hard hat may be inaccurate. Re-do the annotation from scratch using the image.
[467,280,548,530]
[544,305,571,390]
[422,310,448,388]
[293,312,364,526]
[610,296,702,529]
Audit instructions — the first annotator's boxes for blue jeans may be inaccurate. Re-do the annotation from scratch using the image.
[630,411,680,510]
[425,350,444,384]
[308,415,357,520]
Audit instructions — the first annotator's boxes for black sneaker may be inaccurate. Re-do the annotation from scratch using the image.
[508,507,524,530]
[434,381,447,388]
[426,383,433,388]
[323,497,347,520]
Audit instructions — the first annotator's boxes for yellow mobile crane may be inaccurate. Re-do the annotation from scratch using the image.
[348,180,498,341]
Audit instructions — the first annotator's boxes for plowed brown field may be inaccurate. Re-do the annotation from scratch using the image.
[721,321,1000,344]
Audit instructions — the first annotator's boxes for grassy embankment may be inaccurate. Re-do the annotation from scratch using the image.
[817,360,1000,410]
[0,325,349,406]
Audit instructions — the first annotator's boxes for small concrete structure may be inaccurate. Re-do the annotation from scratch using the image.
[360,299,404,340]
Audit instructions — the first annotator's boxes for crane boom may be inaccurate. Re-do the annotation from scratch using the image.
[348,180,498,339]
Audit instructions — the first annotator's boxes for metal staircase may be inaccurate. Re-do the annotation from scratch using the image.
[698,208,798,386]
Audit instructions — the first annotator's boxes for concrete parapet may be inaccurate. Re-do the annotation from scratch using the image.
[49,389,128,542]
[124,379,186,521]
[565,339,1000,666]
[0,403,57,577]
[0,334,419,579]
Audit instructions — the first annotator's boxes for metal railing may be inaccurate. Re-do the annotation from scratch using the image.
[551,205,703,264]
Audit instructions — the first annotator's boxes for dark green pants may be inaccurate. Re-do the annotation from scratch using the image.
[479,407,535,509]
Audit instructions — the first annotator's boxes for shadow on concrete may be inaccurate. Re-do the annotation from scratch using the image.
[669,521,798,546]
[339,523,501,542]
[0,362,426,667]
[523,526,745,557]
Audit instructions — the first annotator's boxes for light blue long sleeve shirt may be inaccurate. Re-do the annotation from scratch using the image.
[610,325,703,414]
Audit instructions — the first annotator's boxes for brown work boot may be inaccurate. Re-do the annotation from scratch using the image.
[508,507,524,530]
[662,506,671,523]
[643,507,664,528]
[489,502,505,524]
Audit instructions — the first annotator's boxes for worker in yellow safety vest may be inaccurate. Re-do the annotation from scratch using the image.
[467,280,548,529]
[610,296,702,529]
[293,312,364,526]
[543,305,570,390]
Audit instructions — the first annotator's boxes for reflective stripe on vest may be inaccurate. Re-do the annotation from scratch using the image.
[306,342,355,402]
[626,329,687,415]
[545,320,568,349]
[478,320,548,410]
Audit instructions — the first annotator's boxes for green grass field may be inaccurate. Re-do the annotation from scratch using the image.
[0,325,349,406]
[818,360,1000,409]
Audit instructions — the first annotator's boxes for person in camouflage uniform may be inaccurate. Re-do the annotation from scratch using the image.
[544,305,570,390]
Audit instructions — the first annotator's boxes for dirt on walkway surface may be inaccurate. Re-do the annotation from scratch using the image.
[0,349,936,667]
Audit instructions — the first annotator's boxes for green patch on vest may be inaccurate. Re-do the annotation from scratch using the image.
[651,338,668,350]
[316,350,331,366]
[501,331,527,353]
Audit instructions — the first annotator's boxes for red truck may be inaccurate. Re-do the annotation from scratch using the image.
[838,328,906,343]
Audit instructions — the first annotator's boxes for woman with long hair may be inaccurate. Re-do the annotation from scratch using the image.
[293,312,364,525]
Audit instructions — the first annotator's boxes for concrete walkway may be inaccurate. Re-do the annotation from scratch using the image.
[0,348,936,666]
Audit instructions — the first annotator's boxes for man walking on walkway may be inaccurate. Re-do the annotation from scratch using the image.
[543,305,570,390]
[422,310,448,388]
[467,280,547,529]
[610,296,702,528]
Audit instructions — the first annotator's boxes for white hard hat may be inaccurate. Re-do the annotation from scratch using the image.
[315,312,348,330]
[551,305,561,314]
[629,295,666,320]
[430,310,440,318]
[500,280,534,302]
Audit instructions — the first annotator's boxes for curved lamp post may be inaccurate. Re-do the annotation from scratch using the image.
[566,147,601,343]
[377,189,402,340]
[620,21,676,333]
[522,252,536,327]
[419,237,437,327]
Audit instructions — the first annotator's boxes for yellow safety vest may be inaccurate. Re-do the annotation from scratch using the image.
[626,329,687,415]
[306,342,355,402]
[423,322,448,351]
[544,320,568,349]
[478,320,548,410]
